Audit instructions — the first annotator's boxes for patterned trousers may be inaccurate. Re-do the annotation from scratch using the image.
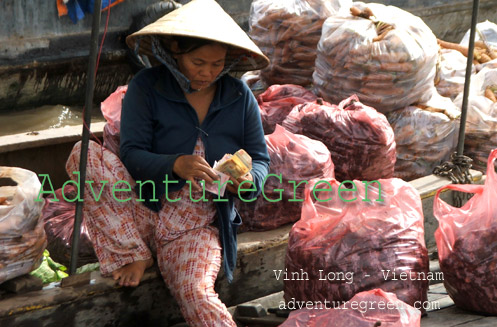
[66,141,236,327]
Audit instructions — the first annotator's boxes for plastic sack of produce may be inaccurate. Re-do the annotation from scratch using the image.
[437,30,497,72]
[257,84,317,134]
[0,166,46,284]
[42,186,97,267]
[249,0,351,87]
[101,85,127,156]
[0,167,44,237]
[313,2,438,113]
[101,85,127,135]
[434,148,497,315]
[236,125,334,232]
[282,95,396,181]
[435,49,475,100]
[280,289,421,327]
[387,92,460,181]
[454,67,497,172]
[460,20,497,50]
[284,178,429,309]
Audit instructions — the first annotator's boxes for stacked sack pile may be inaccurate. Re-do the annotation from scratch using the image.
[435,21,497,172]
[0,167,46,284]
[249,0,351,87]
[313,2,439,114]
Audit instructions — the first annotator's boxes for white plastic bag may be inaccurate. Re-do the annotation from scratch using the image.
[460,20,497,49]
[0,167,44,237]
[454,67,497,171]
[436,49,475,99]
[0,166,46,284]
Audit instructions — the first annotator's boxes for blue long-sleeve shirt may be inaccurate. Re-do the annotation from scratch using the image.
[120,65,270,282]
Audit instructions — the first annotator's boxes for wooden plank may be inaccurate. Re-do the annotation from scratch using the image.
[421,306,494,327]
[0,275,43,294]
[0,122,105,153]
[455,317,497,327]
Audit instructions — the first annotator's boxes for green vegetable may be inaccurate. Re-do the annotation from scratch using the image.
[30,250,68,284]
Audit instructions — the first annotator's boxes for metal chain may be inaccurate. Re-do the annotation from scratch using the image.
[433,152,474,207]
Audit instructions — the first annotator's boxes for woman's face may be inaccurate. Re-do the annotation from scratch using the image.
[175,43,227,91]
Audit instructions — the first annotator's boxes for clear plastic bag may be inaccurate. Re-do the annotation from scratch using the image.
[101,85,127,135]
[434,148,497,315]
[387,92,460,181]
[460,20,497,49]
[282,95,396,181]
[236,125,334,232]
[249,0,351,86]
[313,2,438,113]
[257,84,317,134]
[42,186,97,268]
[0,166,47,284]
[280,289,421,327]
[284,178,429,309]
[435,49,475,99]
[454,67,497,171]
[0,166,44,237]
[0,216,47,284]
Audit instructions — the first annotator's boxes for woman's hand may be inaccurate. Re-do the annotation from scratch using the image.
[173,155,219,191]
[226,172,254,196]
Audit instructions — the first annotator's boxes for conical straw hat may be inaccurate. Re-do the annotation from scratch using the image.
[126,0,269,71]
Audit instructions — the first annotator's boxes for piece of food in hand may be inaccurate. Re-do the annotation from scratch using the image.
[214,149,252,179]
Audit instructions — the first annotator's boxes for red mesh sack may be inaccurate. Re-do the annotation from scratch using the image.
[434,148,497,315]
[42,186,97,267]
[257,84,317,134]
[236,125,334,232]
[280,289,421,327]
[282,95,396,181]
[284,178,429,309]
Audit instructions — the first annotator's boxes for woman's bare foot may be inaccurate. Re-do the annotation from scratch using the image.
[112,258,154,287]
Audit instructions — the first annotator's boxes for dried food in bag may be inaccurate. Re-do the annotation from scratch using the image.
[434,148,497,314]
[284,178,429,310]
[257,84,317,134]
[282,95,396,181]
[237,125,334,231]
[313,2,438,113]
[280,289,421,327]
[249,0,351,86]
